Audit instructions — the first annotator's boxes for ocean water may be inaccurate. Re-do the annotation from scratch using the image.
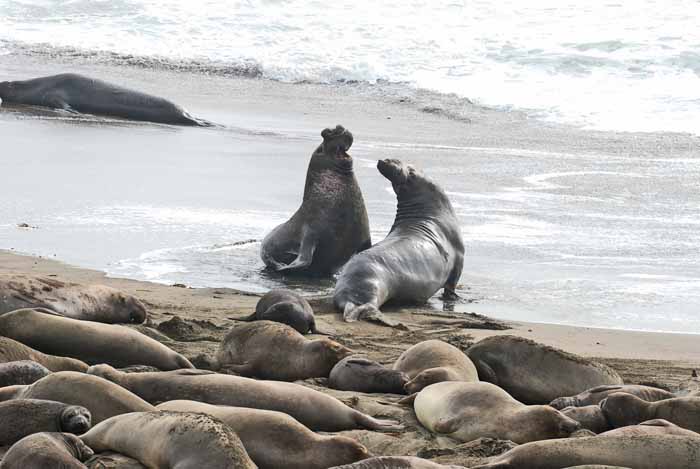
[1,0,699,134]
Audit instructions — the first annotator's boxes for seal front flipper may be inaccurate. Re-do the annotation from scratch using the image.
[343,302,404,328]
[276,228,317,272]
[434,415,461,434]
[220,362,255,376]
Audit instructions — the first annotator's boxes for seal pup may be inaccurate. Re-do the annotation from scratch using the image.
[561,405,610,434]
[393,340,478,394]
[600,392,700,433]
[550,384,674,409]
[599,419,700,438]
[81,411,256,469]
[0,73,210,126]
[330,355,409,394]
[261,125,371,276]
[0,432,93,469]
[214,320,352,380]
[236,289,326,334]
[329,457,467,468]
[334,159,464,325]
[0,399,91,446]
[0,360,50,387]
[157,400,370,469]
[0,308,192,369]
[87,364,402,432]
[0,336,88,372]
[466,335,623,404]
[414,381,580,444]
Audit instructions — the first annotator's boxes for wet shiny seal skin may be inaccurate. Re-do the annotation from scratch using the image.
[560,405,610,434]
[329,456,467,468]
[236,288,325,334]
[0,432,94,469]
[81,411,257,469]
[0,73,210,125]
[157,400,370,469]
[414,381,580,444]
[550,384,674,409]
[87,364,402,432]
[261,125,371,276]
[334,159,464,326]
[393,339,478,394]
[0,399,91,446]
[214,320,352,380]
[0,360,51,387]
[0,308,192,370]
[599,419,700,438]
[0,336,88,372]
[329,355,409,394]
[600,392,700,433]
[466,335,623,404]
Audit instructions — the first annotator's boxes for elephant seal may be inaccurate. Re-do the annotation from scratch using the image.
[81,411,256,469]
[261,125,371,276]
[157,400,370,469]
[0,308,192,369]
[0,274,147,324]
[330,355,409,394]
[0,371,155,423]
[0,432,93,469]
[334,159,464,325]
[87,364,402,432]
[599,419,700,438]
[414,381,580,444]
[214,320,352,380]
[561,466,631,469]
[236,289,326,334]
[0,336,88,372]
[86,452,146,469]
[393,340,478,394]
[550,384,674,409]
[471,434,700,469]
[0,399,91,446]
[0,73,210,126]
[561,405,610,434]
[466,335,623,404]
[329,457,467,468]
[600,392,700,432]
[0,360,50,386]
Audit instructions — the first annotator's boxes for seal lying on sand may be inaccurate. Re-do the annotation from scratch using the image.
[0,360,51,387]
[0,336,88,372]
[561,405,610,434]
[393,340,478,394]
[81,411,257,469]
[599,419,700,438]
[600,392,700,433]
[158,400,370,469]
[334,159,464,325]
[0,73,210,126]
[330,355,409,394]
[236,289,326,334]
[466,335,623,404]
[0,432,93,469]
[0,399,91,446]
[329,457,467,468]
[87,364,402,432]
[550,384,674,409]
[214,321,352,380]
[261,125,371,276]
[0,308,192,369]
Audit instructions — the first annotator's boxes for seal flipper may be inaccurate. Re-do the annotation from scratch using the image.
[473,359,498,385]
[231,312,257,322]
[343,303,404,328]
[434,415,461,434]
[220,362,255,376]
[276,228,317,272]
[352,411,404,432]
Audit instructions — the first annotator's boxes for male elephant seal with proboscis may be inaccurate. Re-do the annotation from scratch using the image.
[550,384,674,409]
[87,364,402,432]
[600,392,700,433]
[0,399,91,446]
[414,381,580,444]
[0,308,192,369]
[0,335,88,372]
[334,159,464,326]
[81,411,257,469]
[236,288,325,334]
[214,321,352,380]
[0,360,50,387]
[261,125,371,276]
[466,335,623,404]
[158,400,370,469]
[330,355,409,394]
[0,432,93,469]
[0,73,210,126]
[329,457,467,468]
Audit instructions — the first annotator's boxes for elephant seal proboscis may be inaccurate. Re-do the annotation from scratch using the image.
[0,308,192,369]
[261,125,371,276]
[329,355,409,394]
[0,432,93,469]
[600,392,700,432]
[471,435,700,469]
[466,335,623,404]
[0,73,211,126]
[0,399,91,446]
[550,384,674,409]
[81,411,256,469]
[0,371,155,423]
[561,405,610,434]
[214,320,352,380]
[87,364,402,432]
[236,289,326,334]
[414,381,580,444]
[86,452,146,469]
[599,419,700,438]
[334,159,464,326]
[0,336,88,372]
[157,400,370,469]
[329,456,467,468]
[393,340,478,394]
[0,360,50,387]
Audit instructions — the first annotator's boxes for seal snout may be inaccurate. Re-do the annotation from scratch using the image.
[321,124,353,159]
[61,406,92,435]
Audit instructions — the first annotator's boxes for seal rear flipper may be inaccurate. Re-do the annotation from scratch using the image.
[353,412,404,432]
[230,312,257,322]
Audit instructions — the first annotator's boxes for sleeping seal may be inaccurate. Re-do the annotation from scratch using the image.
[599,419,700,438]
[0,360,51,387]
[0,399,91,446]
[0,336,88,372]
[236,289,325,334]
[330,355,409,394]
[329,457,467,468]
[600,392,700,433]
[0,432,93,469]
[550,384,674,409]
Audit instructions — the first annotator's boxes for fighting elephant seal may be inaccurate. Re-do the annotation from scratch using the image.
[214,321,352,380]
[0,432,93,469]
[236,289,325,334]
[0,73,210,126]
[87,364,402,432]
[414,381,580,444]
[81,411,256,469]
[599,419,700,438]
[0,308,192,369]
[550,384,674,409]
[0,360,50,387]
[393,340,478,394]
[330,457,467,468]
[0,336,88,372]
[0,399,91,446]
[157,400,370,469]
[330,355,409,394]
[334,159,464,325]
[0,371,155,423]
[600,392,700,432]
[466,335,623,404]
[561,405,610,434]
[261,125,371,276]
